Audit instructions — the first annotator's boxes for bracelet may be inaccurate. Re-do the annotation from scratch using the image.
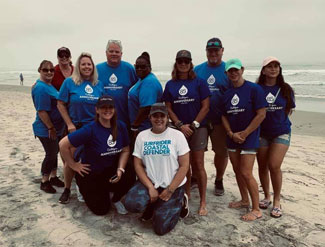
[166,185,174,194]
[175,121,183,129]
[117,167,125,173]
[131,125,139,132]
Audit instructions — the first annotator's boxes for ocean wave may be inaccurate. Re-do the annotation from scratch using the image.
[289,81,324,86]
[295,94,325,99]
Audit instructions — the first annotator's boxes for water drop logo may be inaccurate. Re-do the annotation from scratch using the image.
[107,134,116,147]
[231,94,240,106]
[266,92,275,104]
[179,85,188,96]
[207,74,215,85]
[85,84,93,94]
[109,73,118,83]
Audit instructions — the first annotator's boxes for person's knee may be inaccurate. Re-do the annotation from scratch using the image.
[240,169,253,180]
[152,218,177,236]
[269,165,281,174]
[86,202,110,215]
[124,193,147,213]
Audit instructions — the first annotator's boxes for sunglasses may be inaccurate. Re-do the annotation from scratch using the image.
[135,64,148,70]
[176,59,191,65]
[58,53,70,58]
[41,68,55,73]
[207,41,221,47]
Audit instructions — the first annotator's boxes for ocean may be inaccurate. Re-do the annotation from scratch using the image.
[1,64,325,113]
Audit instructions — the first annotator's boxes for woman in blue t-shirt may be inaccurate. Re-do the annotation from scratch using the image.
[128,52,163,141]
[57,52,105,204]
[59,96,133,215]
[32,60,65,194]
[162,50,210,216]
[256,57,295,218]
[221,58,266,221]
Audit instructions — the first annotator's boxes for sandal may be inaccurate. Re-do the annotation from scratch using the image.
[259,199,271,209]
[270,206,282,218]
[241,211,262,222]
[228,201,250,209]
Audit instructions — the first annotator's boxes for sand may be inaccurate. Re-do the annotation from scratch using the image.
[0,85,324,247]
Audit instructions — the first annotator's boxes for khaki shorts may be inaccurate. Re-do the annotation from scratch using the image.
[188,127,208,151]
[210,124,228,157]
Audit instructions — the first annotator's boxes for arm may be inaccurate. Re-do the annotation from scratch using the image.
[38,110,57,140]
[59,136,91,176]
[238,107,266,141]
[166,101,193,138]
[221,115,237,141]
[134,156,159,202]
[159,152,190,201]
[110,146,130,183]
[130,106,151,138]
[57,100,76,133]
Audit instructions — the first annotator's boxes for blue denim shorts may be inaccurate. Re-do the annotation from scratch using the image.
[259,132,291,147]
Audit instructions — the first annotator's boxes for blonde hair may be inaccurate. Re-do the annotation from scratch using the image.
[71,52,98,86]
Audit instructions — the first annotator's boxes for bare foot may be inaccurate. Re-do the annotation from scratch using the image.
[198,205,208,216]
[228,200,250,209]
[241,210,262,221]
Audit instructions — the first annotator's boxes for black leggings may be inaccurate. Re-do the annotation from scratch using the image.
[38,136,60,176]
[75,163,135,215]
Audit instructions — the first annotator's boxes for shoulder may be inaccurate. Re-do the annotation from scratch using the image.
[96,62,107,69]
[194,62,207,71]
[121,61,135,70]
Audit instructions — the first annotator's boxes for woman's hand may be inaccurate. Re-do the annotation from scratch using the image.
[180,124,194,138]
[148,187,159,203]
[69,162,91,177]
[159,189,173,201]
[110,169,123,183]
[48,128,57,140]
[232,132,245,144]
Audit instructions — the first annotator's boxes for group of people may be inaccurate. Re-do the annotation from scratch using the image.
[31,37,295,235]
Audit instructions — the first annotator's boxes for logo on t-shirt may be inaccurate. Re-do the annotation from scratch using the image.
[85,84,93,94]
[109,73,118,83]
[107,134,116,147]
[207,74,216,85]
[179,85,188,96]
[266,92,275,104]
[231,94,240,106]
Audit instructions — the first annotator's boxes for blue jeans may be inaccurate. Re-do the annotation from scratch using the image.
[37,136,60,176]
[125,181,184,235]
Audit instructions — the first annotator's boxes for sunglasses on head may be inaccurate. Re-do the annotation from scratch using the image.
[41,68,55,73]
[207,41,221,47]
[176,59,191,65]
[58,53,70,58]
[135,64,148,70]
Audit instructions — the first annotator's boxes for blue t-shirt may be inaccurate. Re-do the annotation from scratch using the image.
[194,61,230,125]
[162,77,211,126]
[32,79,65,137]
[58,77,105,125]
[128,73,163,131]
[96,61,138,125]
[68,121,129,173]
[221,81,267,149]
[260,84,295,137]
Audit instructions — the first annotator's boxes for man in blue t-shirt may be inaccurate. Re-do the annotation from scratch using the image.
[194,37,230,196]
[96,40,138,126]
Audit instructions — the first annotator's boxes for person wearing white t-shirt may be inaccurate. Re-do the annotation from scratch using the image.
[125,103,190,236]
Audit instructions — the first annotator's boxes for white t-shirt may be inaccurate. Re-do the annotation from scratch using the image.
[133,127,190,189]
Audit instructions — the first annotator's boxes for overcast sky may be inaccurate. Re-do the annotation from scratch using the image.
[1,0,325,70]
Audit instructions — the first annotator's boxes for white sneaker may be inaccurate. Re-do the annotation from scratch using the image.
[76,184,85,202]
[113,201,128,215]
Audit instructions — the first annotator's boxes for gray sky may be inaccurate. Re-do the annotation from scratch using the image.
[1,0,325,70]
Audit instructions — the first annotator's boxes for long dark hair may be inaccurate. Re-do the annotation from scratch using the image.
[171,62,196,80]
[257,66,295,115]
[95,107,118,141]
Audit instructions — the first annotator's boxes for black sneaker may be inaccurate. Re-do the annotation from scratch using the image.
[40,181,56,194]
[59,188,70,204]
[50,176,65,187]
[214,179,225,196]
[140,203,155,222]
[180,193,189,218]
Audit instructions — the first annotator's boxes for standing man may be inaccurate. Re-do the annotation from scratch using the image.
[194,37,230,196]
[19,73,24,85]
[52,47,74,91]
[96,40,138,126]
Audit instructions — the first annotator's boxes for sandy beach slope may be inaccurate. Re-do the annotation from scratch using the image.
[0,85,324,247]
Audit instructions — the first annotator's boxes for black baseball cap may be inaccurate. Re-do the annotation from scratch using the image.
[176,50,192,60]
[57,47,71,57]
[96,95,115,108]
[206,38,223,49]
[149,103,168,115]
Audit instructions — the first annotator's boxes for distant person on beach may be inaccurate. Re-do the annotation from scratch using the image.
[19,73,24,85]
[52,47,74,91]
[32,60,65,194]
[194,37,230,196]
[128,51,163,143]
[59,96,133,215]
[96,39,138,126]
[256,56,295,218]
[162,50,210,216]
[125,103,190,235]
[221,58,267,221]
[57,52,105,204]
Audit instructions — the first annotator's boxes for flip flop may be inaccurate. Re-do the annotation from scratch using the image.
[241,211,262,222]
[228,201,250,209]
[259,199,272,209]
[270,206,282,218]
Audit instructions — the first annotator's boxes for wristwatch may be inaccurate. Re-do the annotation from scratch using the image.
[191,120,200,129]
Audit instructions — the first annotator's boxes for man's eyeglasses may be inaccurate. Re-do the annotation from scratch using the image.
[176,59,191,65]
[41,68,55,73]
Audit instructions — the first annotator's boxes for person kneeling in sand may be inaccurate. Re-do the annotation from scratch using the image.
[59,96,134,215]
[125,103,190,236]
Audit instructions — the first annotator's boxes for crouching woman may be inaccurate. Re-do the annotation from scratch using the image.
[125,103,190,235]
